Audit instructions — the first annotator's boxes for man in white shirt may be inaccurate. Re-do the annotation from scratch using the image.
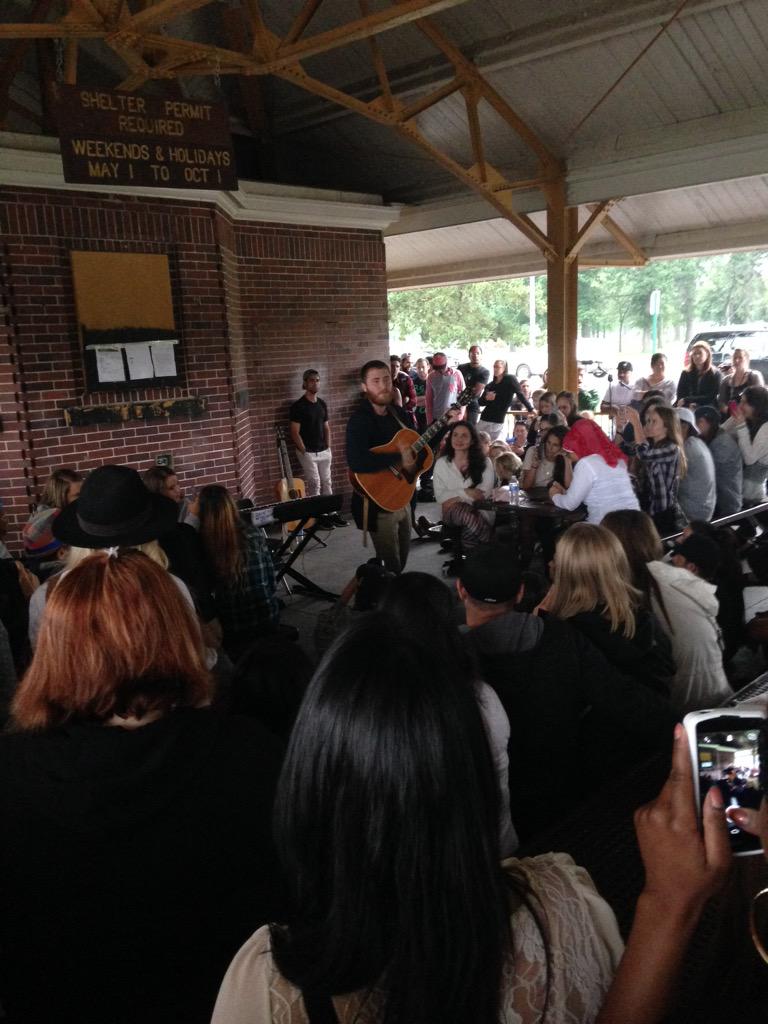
[600,361,635,417]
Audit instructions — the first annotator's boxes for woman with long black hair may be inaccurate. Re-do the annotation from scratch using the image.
[212,612,625,1023]
[722,384,768,507]
[432,420,494,550]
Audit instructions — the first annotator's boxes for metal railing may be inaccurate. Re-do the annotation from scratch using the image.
[661,500,768,544]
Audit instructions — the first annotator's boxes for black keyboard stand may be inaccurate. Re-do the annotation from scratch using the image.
[273,516,338,601]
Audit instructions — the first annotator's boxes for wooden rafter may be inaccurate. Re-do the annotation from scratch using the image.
[281,0,325,48]
[587,205,648,265]
[264,0,470,69]
[359,0,393,112]
[565,199,618,264]
[0,0,53,125]
[0,0,564,258]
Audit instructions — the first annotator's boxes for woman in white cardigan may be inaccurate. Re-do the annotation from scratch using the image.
[432,421,495,550]
[722,384,768,507]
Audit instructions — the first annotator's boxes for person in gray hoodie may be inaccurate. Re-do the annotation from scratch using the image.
[458,543,674,841]
[694,405,743,516]
[675,407,716,523]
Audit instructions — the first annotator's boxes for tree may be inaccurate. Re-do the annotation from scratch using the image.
[697,252,768,324]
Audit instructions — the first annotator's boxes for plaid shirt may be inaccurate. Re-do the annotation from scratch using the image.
[213,525,279,644]
[634,440,681,515]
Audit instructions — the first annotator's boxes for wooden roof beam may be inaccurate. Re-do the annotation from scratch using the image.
[0,0,54,125]
[281,0,325,48]
[412,16,560,177]
[262,0,471,71]
[588,205,648,265]
[126,0,213,34]
[566,198,619,263]
[398,76,464,120]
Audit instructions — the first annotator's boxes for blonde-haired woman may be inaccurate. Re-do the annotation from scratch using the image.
[624,404,687,536]
[540,522,675,696]
[22,467,82,560]
[197,484,279,658]
[718,347,764,414]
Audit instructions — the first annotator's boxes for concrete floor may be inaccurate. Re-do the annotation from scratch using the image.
[275,501,449,659]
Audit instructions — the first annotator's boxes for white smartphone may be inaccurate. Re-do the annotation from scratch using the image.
[683,707,765,857]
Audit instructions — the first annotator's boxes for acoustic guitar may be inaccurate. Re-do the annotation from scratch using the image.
[350,385,474,512]
[275,426,306,535]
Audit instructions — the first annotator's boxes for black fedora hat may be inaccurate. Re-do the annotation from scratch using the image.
[53,465,179,549]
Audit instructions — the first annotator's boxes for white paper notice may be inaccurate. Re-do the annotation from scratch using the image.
[95,347,125,383]
[125,342,154,380]
[150,340,177,377]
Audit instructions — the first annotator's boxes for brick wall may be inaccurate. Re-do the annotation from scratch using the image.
[0,186,389,550]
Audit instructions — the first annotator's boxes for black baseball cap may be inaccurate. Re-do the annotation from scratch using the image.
[617,361,633,373]
[672,534,721,580]
[459,543,523,604]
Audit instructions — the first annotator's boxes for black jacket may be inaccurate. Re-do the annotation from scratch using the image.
[479,374,533,422]
[566,606,675,696]
[0,708,285,1024]
[676,367,722,407]
[346,399,407,528]
[465,612,674,840]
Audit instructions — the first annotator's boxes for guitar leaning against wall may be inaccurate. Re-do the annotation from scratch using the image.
[275,426,307,536]
[349,386,474,512]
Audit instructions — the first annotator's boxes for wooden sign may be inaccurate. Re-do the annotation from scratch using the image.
[56,84,238,191]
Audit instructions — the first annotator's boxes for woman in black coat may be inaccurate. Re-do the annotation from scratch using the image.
[676,341,722,408]
[0,549,284,1024]
[540,522,675,695]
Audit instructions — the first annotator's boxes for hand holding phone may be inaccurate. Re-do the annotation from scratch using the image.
[684,708,766,856]
[634,724,730,908]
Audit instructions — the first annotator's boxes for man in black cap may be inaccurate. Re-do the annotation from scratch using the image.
[670,534,721,582]
[458,543,674,840]
[600,360,634,418]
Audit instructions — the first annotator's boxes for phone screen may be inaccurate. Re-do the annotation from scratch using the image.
[696,716,764,854]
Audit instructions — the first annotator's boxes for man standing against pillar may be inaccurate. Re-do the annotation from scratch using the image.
[290,370,346,526]
[458,344,490,426]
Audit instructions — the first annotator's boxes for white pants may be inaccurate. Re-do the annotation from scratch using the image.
[477,420,505,441]
[296,448,333,497]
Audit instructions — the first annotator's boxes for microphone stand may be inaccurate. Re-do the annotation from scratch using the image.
[607,373,615,440]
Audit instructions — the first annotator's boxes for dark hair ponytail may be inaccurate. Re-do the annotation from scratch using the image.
[270,613,516,1023]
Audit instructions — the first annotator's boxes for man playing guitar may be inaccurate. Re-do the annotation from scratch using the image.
[346,360,418,573]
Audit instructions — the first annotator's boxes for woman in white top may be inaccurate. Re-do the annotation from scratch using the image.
[550,418,639,524]
[722,383,768,507]
[633,352,676,406]
[432,421,494,549]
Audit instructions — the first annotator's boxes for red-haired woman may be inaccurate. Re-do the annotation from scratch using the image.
[0,550,284,1024]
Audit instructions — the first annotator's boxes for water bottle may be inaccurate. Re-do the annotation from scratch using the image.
[509,479,519,506]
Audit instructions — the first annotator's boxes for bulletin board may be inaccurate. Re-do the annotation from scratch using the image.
[70,251,181,391]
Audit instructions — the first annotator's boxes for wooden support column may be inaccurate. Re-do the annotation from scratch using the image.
[546,178,579,394]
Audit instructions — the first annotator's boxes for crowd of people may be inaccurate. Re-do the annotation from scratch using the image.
[0,341,766,1023]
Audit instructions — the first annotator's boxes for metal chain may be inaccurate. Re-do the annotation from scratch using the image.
[55,38,64,81]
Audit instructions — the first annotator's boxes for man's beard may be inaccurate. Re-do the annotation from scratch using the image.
[368,390,392,406]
